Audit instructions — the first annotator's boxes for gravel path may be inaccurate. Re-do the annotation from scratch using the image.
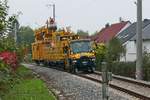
[23,64,137,100]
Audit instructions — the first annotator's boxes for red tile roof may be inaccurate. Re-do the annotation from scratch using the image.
[90,21,129,43]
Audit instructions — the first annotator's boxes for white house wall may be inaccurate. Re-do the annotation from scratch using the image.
[120,40,150,62]
[120,41,136,61]
[143,40,150,53]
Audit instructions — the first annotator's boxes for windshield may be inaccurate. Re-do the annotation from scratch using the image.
[70,40,92,53]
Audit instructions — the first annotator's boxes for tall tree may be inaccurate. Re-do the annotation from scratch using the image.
[17,26,34,46]
[77,29,89,37]
[0,0,8,35]
[92,31,99,36]
[0,36,16,52]
[107,37,126,62]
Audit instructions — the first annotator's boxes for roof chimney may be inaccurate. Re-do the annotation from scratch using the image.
[119,17,124,22]
[105,23,110,28]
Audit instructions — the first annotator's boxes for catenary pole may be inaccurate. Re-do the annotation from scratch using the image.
[53,4,55,21]
[136,0,143,80]
[47,4,55,20]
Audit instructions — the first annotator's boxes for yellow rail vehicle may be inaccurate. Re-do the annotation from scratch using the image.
[32,18,96,73]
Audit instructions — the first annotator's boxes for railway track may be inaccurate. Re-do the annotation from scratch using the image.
[78,72,150,100]
[29,63,150,99]
[94,71,150,88]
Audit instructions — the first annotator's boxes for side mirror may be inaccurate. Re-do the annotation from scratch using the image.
[63,46,69,54]
[90,50,94,53]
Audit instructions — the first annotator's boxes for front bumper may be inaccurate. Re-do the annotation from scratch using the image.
[71,57,96,69]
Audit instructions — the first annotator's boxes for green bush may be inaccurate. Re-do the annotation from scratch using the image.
[0,61,20,97]
[111,62,136,78]
[97,60,150,81]
[143,52,150,81]
[95,43,106,68]
[96,61,136,78]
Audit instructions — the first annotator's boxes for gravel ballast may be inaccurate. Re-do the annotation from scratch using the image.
[23,64,137,100]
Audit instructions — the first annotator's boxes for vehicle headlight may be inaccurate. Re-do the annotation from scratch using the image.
[92,58,96,61]
[72,60,77,63]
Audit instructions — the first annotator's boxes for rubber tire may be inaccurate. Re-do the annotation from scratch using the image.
[43,61,48,67]
[35,60,40,65]
[90,67,95,73]
[74,67,79,74]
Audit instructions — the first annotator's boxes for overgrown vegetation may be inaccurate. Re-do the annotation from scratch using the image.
[0,1,56,99]
[0,65,30,97]
[0,0,8,33]
[0,65,56,100]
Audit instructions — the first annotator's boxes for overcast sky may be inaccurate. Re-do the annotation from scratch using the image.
[8,0,150,34]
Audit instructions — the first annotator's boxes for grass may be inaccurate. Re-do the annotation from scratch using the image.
[1,65,57,100]
[16,65,34,79]
[2,79,56,100]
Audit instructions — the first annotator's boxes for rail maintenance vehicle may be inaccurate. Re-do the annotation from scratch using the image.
[32,18,96,73]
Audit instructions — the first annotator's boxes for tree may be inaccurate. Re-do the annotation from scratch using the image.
[77,29,89,37]
[17,26,34,52]
[107,37,125,62]
[105,37,126,72]
[95,43,106,66]
[17,26,34,45]
[92,31,99,36]
[0,0,8,35]
[95,37,126,71]
[0,37,16,52]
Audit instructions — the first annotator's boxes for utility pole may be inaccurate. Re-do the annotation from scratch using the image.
[47,4,55,20]
[12,11,22,44]
[102,62,109,100]
[14,22,17,43]
[101,62,112,100]
[136,0,143,80]
[53,4,55,21]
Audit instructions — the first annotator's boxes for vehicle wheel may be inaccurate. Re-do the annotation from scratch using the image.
[69,65,73,73]
[48,62,52,67]
[64,60,70,71]
[35,60,40,65]
[43,61,48,67]
[90,67,95,73]
[74,67,79,74]
[63,63,67,70]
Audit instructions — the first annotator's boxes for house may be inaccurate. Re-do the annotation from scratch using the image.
[89,21,131,43]
[117,19,150,61]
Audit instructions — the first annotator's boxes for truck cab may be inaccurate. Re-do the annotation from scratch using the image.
[67,39,96,73]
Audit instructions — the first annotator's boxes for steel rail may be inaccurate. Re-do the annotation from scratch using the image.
[94,71,150,88]
[78,74,150,100]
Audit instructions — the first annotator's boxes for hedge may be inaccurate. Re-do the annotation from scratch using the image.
[96,61,150,81]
